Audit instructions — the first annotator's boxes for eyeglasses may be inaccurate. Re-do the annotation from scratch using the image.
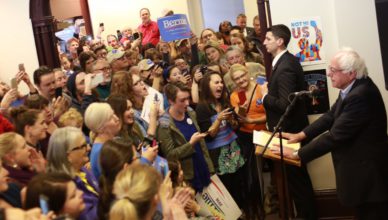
[69,143,88,152]
[232,72,248,82]
[327,66,343,74]
[97,52,107,58]
[133,79,144,86]
[95,67,111,72]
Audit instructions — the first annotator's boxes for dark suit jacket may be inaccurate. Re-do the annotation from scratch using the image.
[299,77,388,207]
[263,51,309,133]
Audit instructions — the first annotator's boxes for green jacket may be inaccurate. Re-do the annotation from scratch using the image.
[157,108,214,180]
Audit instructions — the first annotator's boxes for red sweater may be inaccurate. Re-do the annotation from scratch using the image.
[0,114,14,134]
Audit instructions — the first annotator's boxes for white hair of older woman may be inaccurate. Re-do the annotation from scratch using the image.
[84,102,114,133]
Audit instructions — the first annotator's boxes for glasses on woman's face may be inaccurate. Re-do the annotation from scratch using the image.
[69,143,88,152]
[232,72,248,82]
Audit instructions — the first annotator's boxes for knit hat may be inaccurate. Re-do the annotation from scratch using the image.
[66,71,82,98]
[162,65,174,81]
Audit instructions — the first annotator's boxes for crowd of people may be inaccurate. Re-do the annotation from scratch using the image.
[0,6,387,220]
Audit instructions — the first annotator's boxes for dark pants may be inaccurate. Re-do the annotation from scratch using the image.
[237,130,264,219]
[286,164,317,220]
[356,201,388,220]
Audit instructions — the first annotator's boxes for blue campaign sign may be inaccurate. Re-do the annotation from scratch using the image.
[157,14,191,42]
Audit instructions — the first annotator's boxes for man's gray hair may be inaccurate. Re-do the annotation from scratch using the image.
[335,47,368,79]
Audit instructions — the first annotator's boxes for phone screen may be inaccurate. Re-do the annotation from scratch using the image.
[18,63,25,72]
[238,91,247,105]
[55,87,62,98]
[133,32,140,40]
[39,195,49,215]
[90,73,104,87]
[11,78,18,90]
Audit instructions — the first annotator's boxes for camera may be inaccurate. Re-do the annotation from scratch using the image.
[200,65,208,74]
[156,61,169,69]
[133,32,140,40]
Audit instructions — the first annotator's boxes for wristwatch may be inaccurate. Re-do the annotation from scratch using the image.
[293,150,299,159]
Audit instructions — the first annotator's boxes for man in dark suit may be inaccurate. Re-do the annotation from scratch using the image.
[273,47,388,219]
[260,24,317,219]
[236,13,254,36]
[247,15,265,56]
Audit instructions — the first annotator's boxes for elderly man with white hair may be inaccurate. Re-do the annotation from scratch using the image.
[272,47,388,219]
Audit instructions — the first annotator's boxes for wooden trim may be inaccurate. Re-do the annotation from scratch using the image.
[30,0,60,68]
[314,189,355,219]
[80,0,93,36]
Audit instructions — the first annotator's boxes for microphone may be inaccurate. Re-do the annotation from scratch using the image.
[292,89,320,97]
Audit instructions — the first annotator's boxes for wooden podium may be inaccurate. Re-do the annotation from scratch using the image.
[255,145,301,167]
[255,131,302,220]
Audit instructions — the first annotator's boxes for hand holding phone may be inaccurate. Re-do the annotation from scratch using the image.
[90,73,104,87]
[238,106,247,117]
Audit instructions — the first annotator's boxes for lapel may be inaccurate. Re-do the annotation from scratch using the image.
[333,78,363,118]
[333,93,344,118]
[268,51,287,86]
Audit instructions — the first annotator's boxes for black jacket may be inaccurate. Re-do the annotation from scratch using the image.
[263,51,309,133]
[299,77,388,206]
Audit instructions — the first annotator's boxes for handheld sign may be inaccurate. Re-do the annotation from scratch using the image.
[157,14,191,42]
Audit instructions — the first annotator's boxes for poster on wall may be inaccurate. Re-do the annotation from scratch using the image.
[303,69,330,115]
[288,17,325,66]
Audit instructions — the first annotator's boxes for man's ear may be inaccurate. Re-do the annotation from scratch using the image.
[276,38,284,47]
[349,71,358,80]
[24,125,32,136]
[168,99,174,106]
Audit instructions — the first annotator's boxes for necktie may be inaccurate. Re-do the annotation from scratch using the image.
[340,91,346,100]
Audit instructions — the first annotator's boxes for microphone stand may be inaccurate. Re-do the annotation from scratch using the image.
[260,94,299,219]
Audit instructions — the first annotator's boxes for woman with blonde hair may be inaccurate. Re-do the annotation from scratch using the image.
[84,102,121,180]
[109,164,162,220]
[0,132,35,187]
[229,63,266,219]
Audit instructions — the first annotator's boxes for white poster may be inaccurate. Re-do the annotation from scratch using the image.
[288,17,325,66]
[195,175,242,220]
[141,86,164,123]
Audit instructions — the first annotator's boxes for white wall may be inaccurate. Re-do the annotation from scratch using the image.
[201,0,245,30]
[334,0,387,114]
[0,0,39,94]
